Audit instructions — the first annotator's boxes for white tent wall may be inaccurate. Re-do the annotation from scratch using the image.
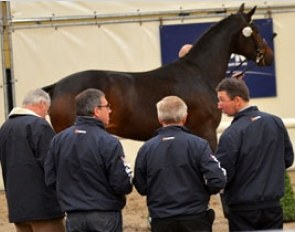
[12,22,161,95]
[0,39,5,190]
[9,1,268,19]
[10,1,217,17]
[0,52,4,125]
[10,1,295,19]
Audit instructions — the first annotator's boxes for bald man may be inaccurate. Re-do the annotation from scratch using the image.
[178,44,193,58]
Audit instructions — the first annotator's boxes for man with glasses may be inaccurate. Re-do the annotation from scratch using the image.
[45,88,132,232]
[215,78,294,231]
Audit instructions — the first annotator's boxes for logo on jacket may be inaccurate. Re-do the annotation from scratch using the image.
[250,116,261,122]
[74,129,87,134]
[162,136,175,141]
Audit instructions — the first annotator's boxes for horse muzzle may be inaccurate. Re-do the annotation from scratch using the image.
[256,47,274,66]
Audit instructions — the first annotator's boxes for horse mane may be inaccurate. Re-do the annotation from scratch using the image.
[191,13,244,50]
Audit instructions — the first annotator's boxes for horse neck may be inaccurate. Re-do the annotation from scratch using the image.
[186,15,246,88]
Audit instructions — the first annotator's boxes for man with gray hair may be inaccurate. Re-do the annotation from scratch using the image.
[134,95,226,232]
[178,44,193,58]
[0,88,65,232]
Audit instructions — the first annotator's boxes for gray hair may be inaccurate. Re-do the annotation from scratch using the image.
[22,88,51,106]
[156,96,188,124]
[75,88,105,116]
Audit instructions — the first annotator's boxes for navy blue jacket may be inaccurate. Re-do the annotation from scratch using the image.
[45,116,132,213]
[216,106,294,208]
[134,126,226,219]
[0,108,64,222]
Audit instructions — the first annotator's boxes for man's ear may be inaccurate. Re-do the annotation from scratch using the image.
[158,118,164,126]
[182,114,188,125]
[93,107,100,118]
[234,96,244,107]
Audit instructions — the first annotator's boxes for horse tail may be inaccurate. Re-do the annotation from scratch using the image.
[42,83,56,98]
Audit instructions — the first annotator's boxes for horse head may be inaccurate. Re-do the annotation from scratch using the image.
[232,3,274,66]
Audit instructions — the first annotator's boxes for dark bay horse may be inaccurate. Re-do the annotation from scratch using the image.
[43,4,273,151]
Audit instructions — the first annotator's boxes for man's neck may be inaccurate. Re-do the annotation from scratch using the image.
[238,104,251,113]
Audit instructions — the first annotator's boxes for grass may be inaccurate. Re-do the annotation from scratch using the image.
[281,171,295,222]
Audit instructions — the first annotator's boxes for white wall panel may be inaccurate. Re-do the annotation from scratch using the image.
[10,1,249,19]
[12,22,161,105]
[10,1,295,20]
[0,39,5,190]
[0,85,4,126]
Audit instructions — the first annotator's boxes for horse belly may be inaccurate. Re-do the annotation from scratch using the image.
[49,94,76,132]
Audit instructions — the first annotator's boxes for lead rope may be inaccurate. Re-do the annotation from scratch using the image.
[226,58,248,78]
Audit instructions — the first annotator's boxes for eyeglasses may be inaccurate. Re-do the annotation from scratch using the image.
[97,103,111,109]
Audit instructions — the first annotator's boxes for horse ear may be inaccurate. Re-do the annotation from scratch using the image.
[238,3,245,13]
[246,6,257,21]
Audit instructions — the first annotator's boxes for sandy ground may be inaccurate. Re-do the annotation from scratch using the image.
[0,190,229,232]
[1,187,295,231]
[122,191,229,231]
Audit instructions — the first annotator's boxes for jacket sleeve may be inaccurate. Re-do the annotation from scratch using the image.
[32,120,55,168]
[214,132,240,185]
[133,146,147,196]
[44,138,57,186]
[274,117,294,169]
[283,127,294,169]
[199,142,226,194]
[104,138,133,195]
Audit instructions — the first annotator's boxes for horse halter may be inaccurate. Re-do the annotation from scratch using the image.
[243,23,267,66]
[227,23,268,78]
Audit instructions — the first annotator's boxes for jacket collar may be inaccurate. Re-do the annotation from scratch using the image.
[154,125,191,136]
[232,106,259,123]
[75,116,106,130]
[8,107,40,118]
